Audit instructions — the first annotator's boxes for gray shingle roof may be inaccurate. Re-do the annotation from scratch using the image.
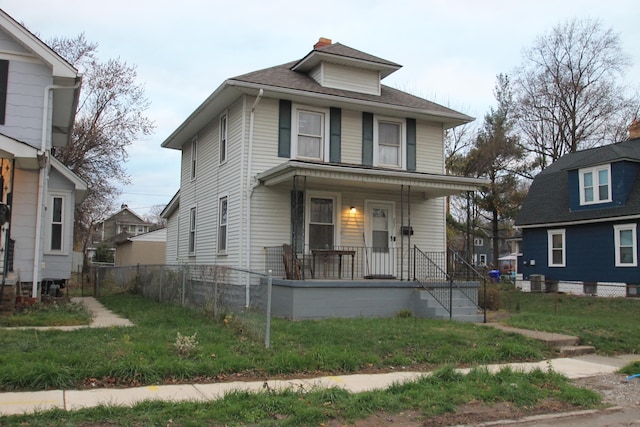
[229,60,466,119]
[515,138,640,227]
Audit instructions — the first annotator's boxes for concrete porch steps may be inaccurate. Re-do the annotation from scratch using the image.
[483,323,595,356]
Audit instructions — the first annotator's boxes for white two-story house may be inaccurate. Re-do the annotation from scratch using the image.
[0,9,86,302]
[161,38,486,320]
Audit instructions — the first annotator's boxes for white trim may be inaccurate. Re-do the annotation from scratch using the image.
[547,229,566,267]
[518,214,640,229]
[304,191,342,249]
[373,115,405,169]
[291,104,330,162]
[579,164,611,205]
[614,224,637,267]
[217,194,229,255]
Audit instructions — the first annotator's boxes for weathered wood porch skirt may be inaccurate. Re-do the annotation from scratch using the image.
[262,279,480,320]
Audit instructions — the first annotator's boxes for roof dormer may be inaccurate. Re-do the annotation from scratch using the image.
[291,38,401,96]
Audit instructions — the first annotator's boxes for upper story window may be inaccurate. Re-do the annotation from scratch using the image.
[292,106,329,161]
[614,224,637,267]
[190,137,198,181]
[219,113,227,164]
[547,229,566,267]
[474,238,484,246]
[374,117,405,168]
[579,165,611,205]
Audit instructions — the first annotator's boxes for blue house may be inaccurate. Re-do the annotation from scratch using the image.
[515,123,640,293]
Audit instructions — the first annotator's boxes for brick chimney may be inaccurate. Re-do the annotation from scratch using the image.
[629,119,640,140]
[314,37,332,49]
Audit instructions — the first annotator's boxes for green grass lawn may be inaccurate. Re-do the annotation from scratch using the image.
[0,293,554,392]
[2,290,638,425]
[500,289,640,355]
[0,299,92,327]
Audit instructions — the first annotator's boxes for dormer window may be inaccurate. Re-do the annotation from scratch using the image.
[579,165,611,205]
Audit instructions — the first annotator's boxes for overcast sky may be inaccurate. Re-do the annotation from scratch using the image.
[3,1,639,215]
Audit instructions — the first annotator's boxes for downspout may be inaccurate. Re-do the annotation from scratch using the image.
[244,89,263,307]
[32,82,81,298]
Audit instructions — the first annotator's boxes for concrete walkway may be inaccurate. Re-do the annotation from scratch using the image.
[0,298,638,418]
[0,354,636,416]
[2,296,133,331]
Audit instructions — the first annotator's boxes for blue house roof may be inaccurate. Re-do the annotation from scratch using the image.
[515,137,640,227]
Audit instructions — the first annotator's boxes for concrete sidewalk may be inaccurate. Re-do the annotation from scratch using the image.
[1,298,638,418]
[0,354,637,416]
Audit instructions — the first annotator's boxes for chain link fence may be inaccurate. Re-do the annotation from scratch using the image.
[90,264,275,346]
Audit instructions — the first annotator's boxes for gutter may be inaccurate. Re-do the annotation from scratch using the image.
[244,89,263,307]
[32,80,81,298]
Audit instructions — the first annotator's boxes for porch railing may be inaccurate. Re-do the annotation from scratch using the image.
[413,246,486,321]
[265,245,399,280]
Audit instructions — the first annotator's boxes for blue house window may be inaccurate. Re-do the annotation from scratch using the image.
[579,165,611,205]
[547,229,565,267]
[614,224,637,267]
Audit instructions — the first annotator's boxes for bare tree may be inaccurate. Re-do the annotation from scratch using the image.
[48,34,154,254]
[145,204,168,230]
[514,18,634,169]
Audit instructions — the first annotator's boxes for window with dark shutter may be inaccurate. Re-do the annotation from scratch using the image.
[362,112,373,166]
[0,60,8,125]
[278,100,292,157]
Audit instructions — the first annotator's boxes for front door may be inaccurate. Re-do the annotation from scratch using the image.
[365,201,396,278]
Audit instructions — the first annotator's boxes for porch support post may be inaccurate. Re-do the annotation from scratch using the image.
[407,185,411,282]
[400,185,404,281]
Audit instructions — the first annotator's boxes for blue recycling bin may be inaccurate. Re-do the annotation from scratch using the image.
[489,270,500,283]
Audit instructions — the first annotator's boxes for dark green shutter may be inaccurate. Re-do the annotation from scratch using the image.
[278,99,292,158]
[406,118,416,171]
[362,112,373,166]
[329,107,341,163]
[0,60,8,125]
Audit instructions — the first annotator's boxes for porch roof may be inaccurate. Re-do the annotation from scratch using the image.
[256,160,489,198]
[0,133,40,169]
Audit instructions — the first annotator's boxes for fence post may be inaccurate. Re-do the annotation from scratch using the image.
[95,267,100,298]
[181,266,186,307]
[449,276,453,320]
[265,270,272,349]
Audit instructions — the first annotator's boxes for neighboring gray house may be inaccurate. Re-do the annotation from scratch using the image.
[0,9,86,299]
[161,38,487,320]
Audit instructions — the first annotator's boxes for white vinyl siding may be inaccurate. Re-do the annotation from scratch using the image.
[310,62,380,96]
[547,229,566,267]
[1,59,51,149]
[579,165,611,205]
[416,122,445,174]
[614,224,637,267]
